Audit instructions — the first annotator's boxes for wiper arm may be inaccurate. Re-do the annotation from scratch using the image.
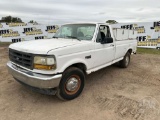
[66,36,81,41]
[53,36,58,39]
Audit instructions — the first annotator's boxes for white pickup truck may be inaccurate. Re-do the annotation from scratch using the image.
[7,23,137,100]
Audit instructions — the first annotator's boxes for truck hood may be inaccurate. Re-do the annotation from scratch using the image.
[9,38,88,54]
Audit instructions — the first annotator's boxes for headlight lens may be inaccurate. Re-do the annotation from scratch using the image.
[34,56,55,65]
[34,56,56,70]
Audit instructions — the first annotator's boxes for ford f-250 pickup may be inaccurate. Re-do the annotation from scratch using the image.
[7,23,137,100]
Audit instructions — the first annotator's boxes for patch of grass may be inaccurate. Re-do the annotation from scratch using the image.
[0,42,12,47]
[137,48,160,55]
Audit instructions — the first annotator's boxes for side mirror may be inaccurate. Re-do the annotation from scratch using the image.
[101,37,113,44]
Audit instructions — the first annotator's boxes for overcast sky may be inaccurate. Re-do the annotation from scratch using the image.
[0,0,160,25]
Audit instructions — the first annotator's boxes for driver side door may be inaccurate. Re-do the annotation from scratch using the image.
[93,25,115,68]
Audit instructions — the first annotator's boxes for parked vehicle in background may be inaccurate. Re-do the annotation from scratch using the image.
[156,39,160,49]
[7,23,137,100]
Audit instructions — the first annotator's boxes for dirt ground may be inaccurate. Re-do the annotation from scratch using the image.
[0,47,160,120]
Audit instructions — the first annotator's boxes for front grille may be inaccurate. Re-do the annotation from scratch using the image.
[9,49,33,69]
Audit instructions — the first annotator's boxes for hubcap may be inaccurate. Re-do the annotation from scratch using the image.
[66,77,79,92]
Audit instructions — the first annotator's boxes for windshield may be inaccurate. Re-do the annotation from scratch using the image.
[54,24,96,41]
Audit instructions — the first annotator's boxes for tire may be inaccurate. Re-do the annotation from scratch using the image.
[119,52,130,68]
[56,67,85,100]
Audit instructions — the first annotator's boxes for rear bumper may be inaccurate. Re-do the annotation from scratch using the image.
[7,61,62,89]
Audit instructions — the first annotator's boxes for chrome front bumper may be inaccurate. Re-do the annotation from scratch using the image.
[7,61,62,89]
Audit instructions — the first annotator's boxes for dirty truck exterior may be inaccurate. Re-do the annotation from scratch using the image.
[7,23,137,100]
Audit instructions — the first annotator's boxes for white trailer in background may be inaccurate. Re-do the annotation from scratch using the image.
[157,38,160,49]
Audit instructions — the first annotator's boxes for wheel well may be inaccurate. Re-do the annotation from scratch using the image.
[65,63,87,75]
[128,49,132,54]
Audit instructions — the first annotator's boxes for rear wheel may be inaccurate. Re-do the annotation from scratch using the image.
[56,67,85,100]
[119,52,130,68]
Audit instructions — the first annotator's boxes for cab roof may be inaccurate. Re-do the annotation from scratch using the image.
[63,22,110,25]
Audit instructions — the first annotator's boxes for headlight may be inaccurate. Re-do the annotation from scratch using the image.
[34,56,56,70]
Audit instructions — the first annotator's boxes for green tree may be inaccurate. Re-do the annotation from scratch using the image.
[28,20,34,23]
[28,20,38,25]
[1,16,22,23]
[106,20,118,24]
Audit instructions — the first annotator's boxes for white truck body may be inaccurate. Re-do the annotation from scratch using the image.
[7,23,137,100]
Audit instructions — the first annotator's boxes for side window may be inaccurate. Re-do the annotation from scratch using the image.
[106,26,111,38]
[96,25,112,43]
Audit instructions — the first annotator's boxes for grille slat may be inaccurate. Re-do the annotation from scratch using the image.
[9,49,33,69]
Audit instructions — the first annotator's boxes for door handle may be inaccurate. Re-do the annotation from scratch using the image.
[110,44,114,47]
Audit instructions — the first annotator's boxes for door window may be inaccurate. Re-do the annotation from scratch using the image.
[96,25,112,42]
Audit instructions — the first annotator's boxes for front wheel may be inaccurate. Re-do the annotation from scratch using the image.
[56,67,85,100]
[119,52,131,68]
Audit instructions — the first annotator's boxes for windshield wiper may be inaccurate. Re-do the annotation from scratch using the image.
[66,36,81,41]
[53,36,58,39]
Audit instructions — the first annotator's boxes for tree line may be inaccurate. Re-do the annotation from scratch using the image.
[0,16,37,24]
[0,15,118,24]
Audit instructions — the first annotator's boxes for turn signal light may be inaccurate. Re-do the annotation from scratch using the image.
[34,64,55,70]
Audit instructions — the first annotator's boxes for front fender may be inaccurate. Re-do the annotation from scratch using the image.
[58,58,88,73]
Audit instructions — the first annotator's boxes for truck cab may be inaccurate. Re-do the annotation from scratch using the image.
[7,23,137,100]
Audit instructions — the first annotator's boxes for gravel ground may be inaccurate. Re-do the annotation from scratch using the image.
[0,47,160,120]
